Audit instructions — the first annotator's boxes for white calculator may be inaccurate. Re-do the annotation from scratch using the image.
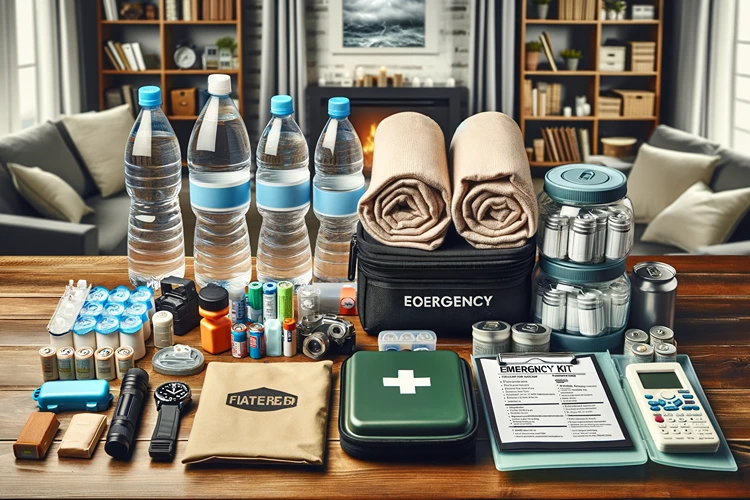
[625,362,720,454]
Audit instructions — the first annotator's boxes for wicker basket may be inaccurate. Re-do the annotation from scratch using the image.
[612,89,655,117]
[628,41,656,72]
[598,96,622,117]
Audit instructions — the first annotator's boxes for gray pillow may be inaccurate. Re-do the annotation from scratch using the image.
[648,124,720,157]
[0,121,98,198]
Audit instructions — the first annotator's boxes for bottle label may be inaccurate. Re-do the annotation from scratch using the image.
[313,183,365,217]
[256,178,311,211]
[189,177,251,212]
[132,110,152,157]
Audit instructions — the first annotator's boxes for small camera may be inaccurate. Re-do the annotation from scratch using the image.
[154,277,200,336]
[298,314,356,360]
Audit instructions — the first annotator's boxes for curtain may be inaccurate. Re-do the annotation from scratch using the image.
[259,0,307,135]
[468,0,515,116]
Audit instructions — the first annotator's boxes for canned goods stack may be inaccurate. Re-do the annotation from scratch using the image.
[623,325,678,363]
[533,165,635,352]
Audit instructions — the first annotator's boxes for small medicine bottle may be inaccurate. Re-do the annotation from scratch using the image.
[198,284,232,354]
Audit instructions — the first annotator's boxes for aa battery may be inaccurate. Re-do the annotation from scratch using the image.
[629,343,654,363]
[229,284,247,324]
[247,282,263,323]
[283,318,297,357]
[75,347,95,380]
[114,346,134,379]
[623,328,649,354]
[57,346,75,380]
[232,323,248,359]
[95,347,116,381]
[152,310,174,348]
[248,323,265,359]
[39,346,58,381]
[277,281,294,322]
[649,326,674,347]
[263,283,277,321]
[654,342,677,362]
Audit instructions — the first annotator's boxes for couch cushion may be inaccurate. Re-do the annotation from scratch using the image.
[648,124,720,156]
[81,192,130,255]
[631,224,683,255]
[0,121,98,198]
[712,148,750,242]
[0,161,35,215]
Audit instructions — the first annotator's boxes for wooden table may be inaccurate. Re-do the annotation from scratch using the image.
[0,256,748,499]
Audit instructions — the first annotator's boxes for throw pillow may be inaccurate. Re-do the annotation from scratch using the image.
[641,182,750,252]
[60,104,133,198]
[7,163,94,223]
[627,143,720,223]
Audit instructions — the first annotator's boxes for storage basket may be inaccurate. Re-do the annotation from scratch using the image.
[628,42,656,72]
[598,96,622,117]
[612,90,654,117]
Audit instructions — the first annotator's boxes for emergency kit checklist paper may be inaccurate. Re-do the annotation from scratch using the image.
[477,355,633,452]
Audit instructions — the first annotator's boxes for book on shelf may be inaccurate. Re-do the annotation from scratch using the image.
[166,0,180,20]
[523,80,533,117]
[104,85,139,117]
[539,32,558,72]
[102,0,118,21]
[121,43,139,72]
[131,42,146,71]
[182,0,192,20]
[524,80,562,117]
[537,82,547,117]
[558,0,597,20]
[104,40,152,71]
[538,127,590,163]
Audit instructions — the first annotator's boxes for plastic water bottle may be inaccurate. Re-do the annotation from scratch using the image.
[187,74,252,289]
[313,97,365,282]
[125,86,185,288]
[255,95,312,285]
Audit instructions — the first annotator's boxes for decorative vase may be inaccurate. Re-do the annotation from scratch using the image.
[537,4,549,19]
[617,10,625,20]
[526,51,540,71]
[607,10,617,20]
[565,58,580,71]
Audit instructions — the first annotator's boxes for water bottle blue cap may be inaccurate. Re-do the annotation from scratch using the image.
[120,315,144,335]
[80,301,104,318]
[109,286,131,303]
[270,95,294,115]
[263,282,278,294]
[95,316,119,335]
[138,86,162,106]
[130,286,153,304]
[328,97,350,118]
[73,317,97,335]
[102,302,125,318]
[124,302,148,322]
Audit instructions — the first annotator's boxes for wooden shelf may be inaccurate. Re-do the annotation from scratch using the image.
[101,20,160,25]
[525,19,598,24]
[530,161,570,167]
[164,69,239,75]
[600,71,658,76]
[523,116,595,121]
[601,20,660,24]
[599,116,657,121]
[102,70,162,75]
[163,20,237,25]
[524,70,597,76]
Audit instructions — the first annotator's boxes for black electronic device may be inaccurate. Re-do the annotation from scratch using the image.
[149,381,192,461]
[104,368,149,460]
[155,276,200,336]
[298,314,355,360]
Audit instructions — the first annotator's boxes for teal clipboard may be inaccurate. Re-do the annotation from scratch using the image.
[472,352,737,472]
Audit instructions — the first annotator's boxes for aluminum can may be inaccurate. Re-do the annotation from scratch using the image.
[628,262,677,331]
[248,323,265,359]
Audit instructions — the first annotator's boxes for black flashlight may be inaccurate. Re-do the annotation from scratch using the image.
[105,367,150,460]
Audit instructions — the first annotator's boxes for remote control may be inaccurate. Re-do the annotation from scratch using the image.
[625,362,719,453]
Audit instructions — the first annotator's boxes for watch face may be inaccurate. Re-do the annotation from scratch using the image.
[174,47,196,69]
[155,381,191,404]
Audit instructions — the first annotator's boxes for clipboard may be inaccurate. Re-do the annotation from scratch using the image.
[475,353,633,452]
[472,352,738,472]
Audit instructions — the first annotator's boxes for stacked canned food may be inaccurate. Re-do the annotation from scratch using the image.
[623,325,677,362]
[533,165,634,352]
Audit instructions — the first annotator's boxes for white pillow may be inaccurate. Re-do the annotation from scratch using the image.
[627,143,720,223]
[8,163,94,223]
[641,182,750,252]
[61,104,133,197]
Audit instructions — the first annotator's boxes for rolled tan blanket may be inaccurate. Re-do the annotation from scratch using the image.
[358,112,452,251]
[450,112,538,249]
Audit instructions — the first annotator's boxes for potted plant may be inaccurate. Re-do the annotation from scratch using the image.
[604,0,626,20]
[560,49,582,71]
[533,0,552,20]
[526,41,542,71]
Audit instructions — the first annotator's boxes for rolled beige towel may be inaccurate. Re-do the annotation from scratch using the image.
[358,112,452,251]
[450,112,538,249]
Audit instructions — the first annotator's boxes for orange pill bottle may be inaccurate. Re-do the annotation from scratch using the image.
[198,284,232,354]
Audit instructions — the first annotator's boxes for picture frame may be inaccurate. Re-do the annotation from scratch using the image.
[329,0,439,55]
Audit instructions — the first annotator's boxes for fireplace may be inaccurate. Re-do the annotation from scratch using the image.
[306,86,468,175]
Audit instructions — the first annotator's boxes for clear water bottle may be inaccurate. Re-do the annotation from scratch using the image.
[125,86,185,288]
[255,95,312,285]
[187,74,252,289]
[313,97,365,282]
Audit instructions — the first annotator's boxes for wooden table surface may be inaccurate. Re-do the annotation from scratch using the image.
[0,256,748,499]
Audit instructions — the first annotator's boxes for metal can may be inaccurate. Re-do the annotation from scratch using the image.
[114,346,134,379]
[654,342,677,362]
[74,347,95,380]
[649,325,675,346]
[623,328,649,354]
[95,347,116,381]
[472,321,511,356]
[511,323,551,353]
[248,323,265,359]
[231,323,248,359]
[629,261,677,331]
[629,343,654,363]
[39,346,58,381]
[56,346,75,380]
[567,213,596,263]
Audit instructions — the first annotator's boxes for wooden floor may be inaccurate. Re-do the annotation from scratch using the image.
[0,256,748,499]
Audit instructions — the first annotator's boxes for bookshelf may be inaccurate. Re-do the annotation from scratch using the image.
[96,0,244,162]
[518,0,664,170]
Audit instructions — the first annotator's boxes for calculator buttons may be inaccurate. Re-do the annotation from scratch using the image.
[670,429,681,434]
[656,399,666,406]
[674,399,683,407]
[678,390,690,394]
[684,400,695,404]
[660,391,676,400]
[677,417,686,422]
[675,412,684,417]
[666,417,675,422]
[654,415,664,423]
[682,394,694,399]
[660,429,669,435]
[664,406,678,411]
[644,394,653,399]
[681,428,692,434]
[658,423,667,428]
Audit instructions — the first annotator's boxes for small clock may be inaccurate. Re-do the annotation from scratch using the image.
[174,43,197,70]
[155,381,192,407]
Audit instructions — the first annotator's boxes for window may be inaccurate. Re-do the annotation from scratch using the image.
[15,0,39,130]
[734,0,750,155]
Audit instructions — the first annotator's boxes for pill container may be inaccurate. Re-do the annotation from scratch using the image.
[538,165,634,264]
[129,286,155,340]
[72,316,98,350]
[532,256,630,351]
[95,316,120,350]
[511,323,551,353]
[472,321,511,356]
[119,315,146,361]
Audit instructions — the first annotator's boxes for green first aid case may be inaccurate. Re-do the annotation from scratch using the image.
[339,350,478,460]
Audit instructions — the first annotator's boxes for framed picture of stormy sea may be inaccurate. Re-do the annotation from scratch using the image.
[329,0,439,54]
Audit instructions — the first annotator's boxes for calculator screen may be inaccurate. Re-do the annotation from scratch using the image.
[638,371,683,389]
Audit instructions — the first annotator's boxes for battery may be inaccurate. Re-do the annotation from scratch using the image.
[649,325,675,347]
[229,284,247,324]
[277,281,294,322]
[114,346,134,379]
[152,310,174,349]
[39,346,58,381]
[283,318,297,357]
[231,323,248,359]
[95,347,116,381]
[629,343,654,363]
[654,342,677,362]
[263,282,277,321]
[56,346,75,381]
[247,281,263,323]
[74,347,95,380]
[623,328,649,354]
[248,323,265,359]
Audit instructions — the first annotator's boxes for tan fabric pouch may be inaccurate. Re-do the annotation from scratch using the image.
[58,414,107,459]
[182,361,333,466]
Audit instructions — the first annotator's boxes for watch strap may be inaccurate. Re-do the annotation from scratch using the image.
[149,403,181,461]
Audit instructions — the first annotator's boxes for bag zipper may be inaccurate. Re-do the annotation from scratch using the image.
[347,233,358,281]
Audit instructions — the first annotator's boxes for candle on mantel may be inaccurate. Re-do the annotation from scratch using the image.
[378,66,387,87]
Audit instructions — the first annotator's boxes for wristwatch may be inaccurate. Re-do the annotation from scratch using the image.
[149,381,191,461]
